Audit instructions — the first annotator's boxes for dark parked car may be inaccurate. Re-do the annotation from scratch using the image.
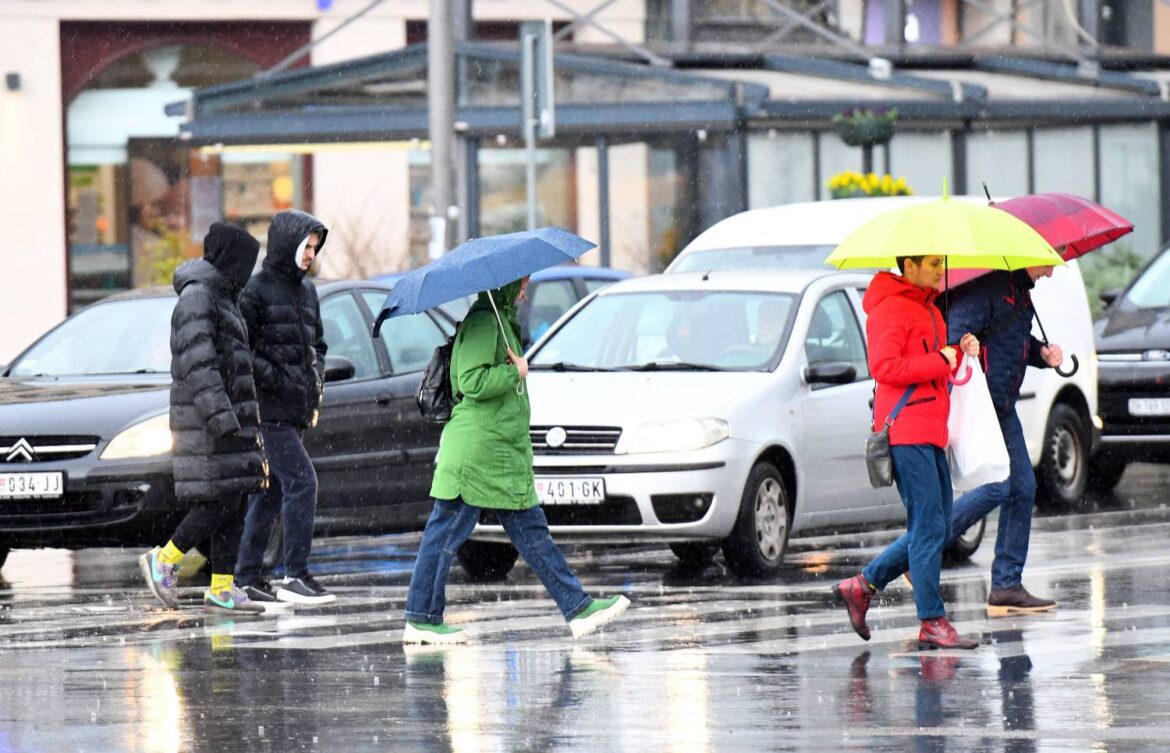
[0,280,454,569]
[1091,248,1170,490]
[370,264,631,349]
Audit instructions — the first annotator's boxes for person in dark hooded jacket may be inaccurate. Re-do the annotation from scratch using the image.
[944,266,1063,615]
[833,255,981,649]
[139,222,268,614]
[233,210,335,606]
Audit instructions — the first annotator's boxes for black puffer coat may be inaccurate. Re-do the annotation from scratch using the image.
[240,210,328,428]
[170,224,268,502]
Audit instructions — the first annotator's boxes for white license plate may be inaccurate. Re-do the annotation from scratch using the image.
[535,477,605,505]
[0,472,64,499]
[1129,398,1170,417]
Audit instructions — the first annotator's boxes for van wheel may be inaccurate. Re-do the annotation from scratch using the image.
[1087,456,1127,492]
[722,462,789,578]
[456,540,518,582]
[943,517,985,563]
[1036,404,1088,510]
[670,542,719,568]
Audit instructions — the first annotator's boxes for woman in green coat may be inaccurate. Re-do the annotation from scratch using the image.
[403,275,630,644]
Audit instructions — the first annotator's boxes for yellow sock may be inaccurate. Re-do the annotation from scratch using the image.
[210,574,234,594]
[158,541,184,565]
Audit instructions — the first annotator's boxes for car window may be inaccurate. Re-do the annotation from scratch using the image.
[804,291,869,386]
[528,280,577,344]
[583,277,622,294]
[531,290,795,372]
[321,293,379,380]
[9,297,173,377]
[668,245,838,273]
[1125,251,1170,309]
[370,309,447,375]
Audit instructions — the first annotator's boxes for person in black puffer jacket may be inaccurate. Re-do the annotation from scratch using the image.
[138,223,268,615]
[234,210,336,606]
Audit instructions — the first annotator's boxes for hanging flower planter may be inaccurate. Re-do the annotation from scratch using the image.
[832,108,898,147]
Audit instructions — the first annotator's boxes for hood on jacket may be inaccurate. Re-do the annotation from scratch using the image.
[174,223,260,295]
[263,210,328,279]
[862,270,940,314]
[476,277,525,315]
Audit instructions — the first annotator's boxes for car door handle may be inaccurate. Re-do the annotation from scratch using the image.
[375,393,393,405]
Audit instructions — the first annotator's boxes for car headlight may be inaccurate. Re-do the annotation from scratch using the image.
[100,413,173,460]
[625,418,729,454]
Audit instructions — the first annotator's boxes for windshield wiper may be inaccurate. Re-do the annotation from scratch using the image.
[530,362,614,372]
[618,361,724,372]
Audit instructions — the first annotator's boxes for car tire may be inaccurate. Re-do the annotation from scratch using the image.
[1035,403,1089,510]
[0,546,8,571]
[722,462,789,578]
[942,517,985,563]
[1087,456,1127,492]
[456,540,519,582]
[669,542,719,568]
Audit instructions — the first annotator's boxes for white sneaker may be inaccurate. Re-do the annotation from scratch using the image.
[569,595,630,638]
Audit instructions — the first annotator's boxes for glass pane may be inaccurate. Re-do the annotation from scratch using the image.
[817,136,863,200]
[1099,123,1159,258]
[321,294,379,380]
[9,297,173,377]
[532,291,795,372]
[1125,251,1170,308]
[478,148,575,236]
[748,132,815,208]
[69,164,131,309]
[967,130,1029,199]
[376,311,447,375]
[1034,128,1095,198]
[583,278,621,294]
[888,131,951,198]
[528,280,577,343]
[805,291,868,384]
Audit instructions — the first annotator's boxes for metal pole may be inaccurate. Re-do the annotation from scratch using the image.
[428,0,455,257]
[522,30,538,231]
[597,136,610,267]
[671,0,694,51]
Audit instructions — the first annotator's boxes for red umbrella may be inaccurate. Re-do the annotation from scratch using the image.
[944,192,1133,289]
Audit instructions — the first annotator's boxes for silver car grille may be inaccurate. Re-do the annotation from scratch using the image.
[0,436,99,464]
[530,426,621,455]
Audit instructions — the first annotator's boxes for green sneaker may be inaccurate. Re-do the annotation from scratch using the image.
[569,595,630,638]
[403,621,468,645]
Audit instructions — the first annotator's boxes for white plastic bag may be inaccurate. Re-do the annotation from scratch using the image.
[947,355,1010,493]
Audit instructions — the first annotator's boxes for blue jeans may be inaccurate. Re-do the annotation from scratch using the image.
[863,445,953,620]
[235,424,319,585]
[948,409,1034,590]
[405,498,592,624]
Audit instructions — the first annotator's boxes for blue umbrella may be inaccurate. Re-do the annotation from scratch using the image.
[373,226,596,336]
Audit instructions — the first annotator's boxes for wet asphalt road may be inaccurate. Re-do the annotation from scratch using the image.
[2,466,1170,752]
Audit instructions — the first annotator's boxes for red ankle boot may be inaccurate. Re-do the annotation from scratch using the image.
[833,574,874,641]
[918,617,978,650]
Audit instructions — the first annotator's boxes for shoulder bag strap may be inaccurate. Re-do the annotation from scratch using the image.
[884,384,918,427]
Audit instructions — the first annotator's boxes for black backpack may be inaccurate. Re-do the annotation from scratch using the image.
[416,322,461,423]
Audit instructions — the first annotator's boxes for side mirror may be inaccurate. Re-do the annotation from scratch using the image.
[323,355,356,383]
[1099,288,1122,307]
[804,361,857,385]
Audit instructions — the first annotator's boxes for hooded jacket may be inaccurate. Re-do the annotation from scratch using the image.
[430,278,538,509]
[169,223,268,501]
[946,269,1049,417]
[239,210,329,428]
[863,271,955,448]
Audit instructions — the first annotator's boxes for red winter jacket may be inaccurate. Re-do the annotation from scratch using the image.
[863,271,955,448]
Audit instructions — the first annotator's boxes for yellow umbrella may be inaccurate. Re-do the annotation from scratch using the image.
[824,191,1065,270]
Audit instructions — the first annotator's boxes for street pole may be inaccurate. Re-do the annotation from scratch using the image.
[427,0,455,258]
[521,29,538,231]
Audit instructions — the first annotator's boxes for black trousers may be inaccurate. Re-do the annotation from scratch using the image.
[171,494,247,575]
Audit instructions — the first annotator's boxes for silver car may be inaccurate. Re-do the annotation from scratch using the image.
[462,267,983,579]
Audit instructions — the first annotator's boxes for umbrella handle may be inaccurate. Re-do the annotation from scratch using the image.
[950,356,973,386]
[1055,354,1079,378]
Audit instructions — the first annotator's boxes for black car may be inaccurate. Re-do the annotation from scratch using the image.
[0,280,453,569]
[1090,248,1170,489]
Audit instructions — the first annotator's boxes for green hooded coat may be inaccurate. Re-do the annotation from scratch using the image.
[429,279,538,509]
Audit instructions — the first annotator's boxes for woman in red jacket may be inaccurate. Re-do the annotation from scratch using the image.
[833,255,981,649]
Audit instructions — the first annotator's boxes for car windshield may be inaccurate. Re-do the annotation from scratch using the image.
[1125,251,1170,309]
[9,297,174,377]
[669,244,837,273]
[530,290,796,372]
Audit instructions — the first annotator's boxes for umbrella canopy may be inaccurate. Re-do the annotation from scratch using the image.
[824,195,1065,271]
[945,193,1133,288]
[373,227,596,334]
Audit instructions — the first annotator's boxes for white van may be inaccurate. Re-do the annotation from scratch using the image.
[667,196,1099,509]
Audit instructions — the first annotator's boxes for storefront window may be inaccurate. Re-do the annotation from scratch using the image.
[1099,124,1159,256]
[1033,127,1095,199]
[967,130,1029,199]
[888,131,951,197]
[748,131,815,209]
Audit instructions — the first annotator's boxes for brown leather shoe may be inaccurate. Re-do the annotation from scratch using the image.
[987,586,1055,617]
[918,617,979,650]
[833,574,874,641]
